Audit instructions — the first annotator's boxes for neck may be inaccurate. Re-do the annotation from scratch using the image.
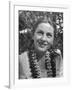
[34,49,46,60]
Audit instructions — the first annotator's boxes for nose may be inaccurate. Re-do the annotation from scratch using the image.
[42,34,47,41]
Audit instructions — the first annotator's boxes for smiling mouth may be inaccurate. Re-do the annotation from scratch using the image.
[38,41,48,48]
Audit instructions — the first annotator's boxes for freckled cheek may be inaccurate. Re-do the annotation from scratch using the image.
[33,36,42,47]
[34,34,42,40]
[47,38,54,45]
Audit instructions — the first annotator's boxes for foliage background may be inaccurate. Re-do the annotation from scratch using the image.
[19,11,63,57]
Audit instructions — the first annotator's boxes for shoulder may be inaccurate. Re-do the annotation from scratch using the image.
[19,51,32,79]
[19,51,28,63]
[50,49,63,77]
[54,50,63,77]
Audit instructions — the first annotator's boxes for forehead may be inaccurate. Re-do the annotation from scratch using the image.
[35,23,54,33]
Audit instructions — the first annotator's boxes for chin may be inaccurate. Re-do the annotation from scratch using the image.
[37,47,47,52]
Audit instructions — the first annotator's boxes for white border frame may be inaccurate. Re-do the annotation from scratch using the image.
[9,1,71,89]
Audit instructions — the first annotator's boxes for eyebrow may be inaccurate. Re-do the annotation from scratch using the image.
[37,30,44,34]
[37,29,53,34]
[46,33,52,36]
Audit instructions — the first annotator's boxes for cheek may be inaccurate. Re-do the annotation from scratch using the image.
[33,35,38,46]
[35,34,42,39]
[47,37,54,45]
[33,33,42,41]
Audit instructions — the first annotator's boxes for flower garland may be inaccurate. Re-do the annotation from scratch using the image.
[28,49,41,78]
[45,51,53,77]
[28,47,56,78]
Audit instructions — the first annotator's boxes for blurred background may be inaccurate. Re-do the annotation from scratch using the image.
[19,11,63,57]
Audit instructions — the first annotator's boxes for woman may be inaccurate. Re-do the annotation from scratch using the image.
[19,17,63,79]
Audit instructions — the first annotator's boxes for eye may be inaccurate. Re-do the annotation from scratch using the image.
[46,33,52,38]
[37,31,43,35]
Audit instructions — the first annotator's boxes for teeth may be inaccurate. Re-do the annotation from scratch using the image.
[40,43,47,46]
[38,42,47,45]
[41,44,46,46]
[39,44,47,47]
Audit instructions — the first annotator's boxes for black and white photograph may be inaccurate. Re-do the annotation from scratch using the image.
[19,10,63,79]
[8,1,71,88]
[0,0,72,89]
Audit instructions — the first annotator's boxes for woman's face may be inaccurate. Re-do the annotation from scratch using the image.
[33,23,54,52]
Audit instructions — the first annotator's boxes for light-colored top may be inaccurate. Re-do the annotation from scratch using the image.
[19,51,63,79]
